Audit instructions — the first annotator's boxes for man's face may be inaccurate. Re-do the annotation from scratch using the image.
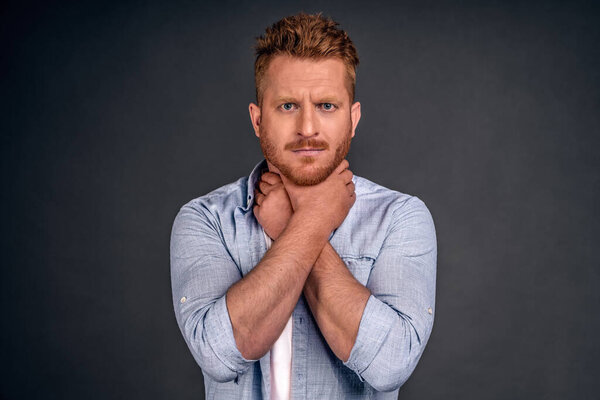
[249,56,361,186]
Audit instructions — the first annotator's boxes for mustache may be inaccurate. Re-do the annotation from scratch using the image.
[285,139,330,151]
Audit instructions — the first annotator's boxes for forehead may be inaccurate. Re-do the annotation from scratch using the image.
[263,55,348,99]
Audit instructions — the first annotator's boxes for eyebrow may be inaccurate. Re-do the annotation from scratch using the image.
[318,97,343,104]
[273,96,343,104]
[274,97,298,104]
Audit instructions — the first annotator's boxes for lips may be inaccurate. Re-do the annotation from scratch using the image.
[292,148,325,152]
[292,148,325,156]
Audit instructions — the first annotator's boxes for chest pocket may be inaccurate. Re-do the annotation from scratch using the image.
[341,256,375,286]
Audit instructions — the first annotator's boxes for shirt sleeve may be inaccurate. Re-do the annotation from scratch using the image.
[343,196,437,392]
[170,202,258,383]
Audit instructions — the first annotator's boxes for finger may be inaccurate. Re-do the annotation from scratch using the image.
[336,159,350,174]
[255,185,264,196]
[340,169,354,183]
[258,180,272,195]
[346,181,355,195]
[261,172,283,185]
[254,190,265,206]
[253,203,260,213]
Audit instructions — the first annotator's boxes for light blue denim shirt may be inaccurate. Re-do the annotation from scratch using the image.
[170,159,437,399]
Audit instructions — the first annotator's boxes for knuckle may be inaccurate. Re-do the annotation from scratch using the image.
[263,172,281,184]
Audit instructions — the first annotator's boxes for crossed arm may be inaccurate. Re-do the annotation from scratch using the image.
[227,162,364,361]
[229,216,371,362]
[243,168,436,385]
[171,165,436,389]
[225,209,344,360]
[303,242,371,362]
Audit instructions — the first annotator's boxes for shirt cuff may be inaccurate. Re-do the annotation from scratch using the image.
[343,295,398,381]
[205,293,258,374]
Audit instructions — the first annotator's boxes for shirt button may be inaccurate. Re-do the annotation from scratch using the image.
[180,296,187,304]
[427,307,432,314]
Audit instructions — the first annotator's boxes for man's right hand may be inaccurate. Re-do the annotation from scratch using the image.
[280,159,356,234]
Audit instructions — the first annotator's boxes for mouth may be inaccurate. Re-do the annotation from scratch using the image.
[292,148,325,156]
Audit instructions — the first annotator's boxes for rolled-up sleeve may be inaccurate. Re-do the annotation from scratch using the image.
[343,196,437,392]
[170,203,257,382]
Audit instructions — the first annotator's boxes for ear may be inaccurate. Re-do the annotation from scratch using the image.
[249,103,262,138]
[350,101,361,138]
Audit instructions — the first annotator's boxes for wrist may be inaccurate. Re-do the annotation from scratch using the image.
[290,208,335,240]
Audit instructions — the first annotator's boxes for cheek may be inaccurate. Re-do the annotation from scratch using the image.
[262,113,293,135]
[321,113,351,134]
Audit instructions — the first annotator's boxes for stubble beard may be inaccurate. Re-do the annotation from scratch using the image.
[259,126,352,186]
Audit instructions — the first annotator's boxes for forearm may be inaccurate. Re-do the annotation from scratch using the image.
[227,210,331,360]
[303,242,371,362]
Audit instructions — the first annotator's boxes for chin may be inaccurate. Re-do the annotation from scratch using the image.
[266,146,349,186]
[285,163,334,186]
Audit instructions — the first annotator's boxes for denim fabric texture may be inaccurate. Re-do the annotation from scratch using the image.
[170,159,437,399]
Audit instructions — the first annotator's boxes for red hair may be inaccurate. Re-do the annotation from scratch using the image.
[254,13,359,105]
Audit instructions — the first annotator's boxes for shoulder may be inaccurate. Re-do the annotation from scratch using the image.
[353,175,433,220]
[183,177,246,212]
[354,176,436,255]
[172,176,248,234]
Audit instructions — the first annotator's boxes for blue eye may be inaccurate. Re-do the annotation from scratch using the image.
[321,103,335,111]
[282,103,294,111]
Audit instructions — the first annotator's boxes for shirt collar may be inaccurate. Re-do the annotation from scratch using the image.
[243,159,269,211]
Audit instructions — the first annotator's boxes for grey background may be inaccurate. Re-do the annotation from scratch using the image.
[2,0,599,399]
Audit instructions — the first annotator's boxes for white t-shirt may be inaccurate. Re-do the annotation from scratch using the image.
[263,230,293,400]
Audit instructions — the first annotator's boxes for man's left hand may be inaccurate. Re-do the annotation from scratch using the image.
[253,172,293,240]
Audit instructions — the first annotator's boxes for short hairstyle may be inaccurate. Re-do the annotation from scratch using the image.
[254,13,359,106]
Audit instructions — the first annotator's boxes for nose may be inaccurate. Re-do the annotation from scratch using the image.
[297,106,318,137]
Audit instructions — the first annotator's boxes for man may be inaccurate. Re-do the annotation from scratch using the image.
[170,13,437,399]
